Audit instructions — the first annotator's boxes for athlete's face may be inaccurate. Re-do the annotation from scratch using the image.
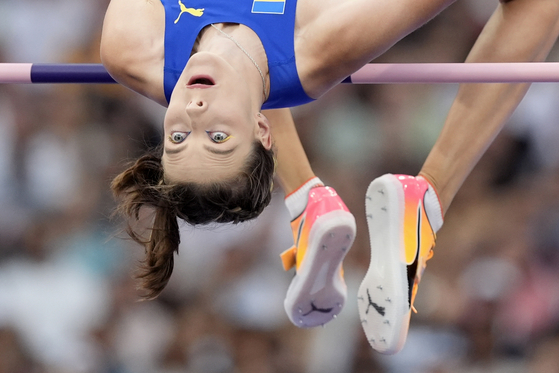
[163,52,272,184]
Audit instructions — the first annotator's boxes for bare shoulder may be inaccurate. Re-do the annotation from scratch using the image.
[295,0,454,97]
[101,0,167,105]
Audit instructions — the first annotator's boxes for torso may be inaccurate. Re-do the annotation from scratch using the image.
[158,0,313,109]
[100,0,455,106]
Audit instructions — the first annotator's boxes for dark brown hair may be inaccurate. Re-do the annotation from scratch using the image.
[111,141,275,299]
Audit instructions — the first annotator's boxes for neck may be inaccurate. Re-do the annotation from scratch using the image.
[196,24,269,105]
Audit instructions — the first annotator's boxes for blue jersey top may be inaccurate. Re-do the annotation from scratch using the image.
[161,0,315,109]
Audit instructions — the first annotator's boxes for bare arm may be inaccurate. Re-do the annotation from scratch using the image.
[419,0,559,214]
[296,0,455,97]
[262,108,316,195]
[100,0,167,105]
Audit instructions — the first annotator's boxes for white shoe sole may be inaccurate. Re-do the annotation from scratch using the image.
[284,210,356,328]
[357,174,411,354]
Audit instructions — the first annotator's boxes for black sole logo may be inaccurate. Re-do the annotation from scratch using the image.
[365,289,385,316]
[302,301,334,316]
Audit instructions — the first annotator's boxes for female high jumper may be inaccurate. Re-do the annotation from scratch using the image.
[100,0,559,354]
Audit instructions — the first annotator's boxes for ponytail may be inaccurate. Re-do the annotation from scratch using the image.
[112,141,275,299]
[137,205,180,300]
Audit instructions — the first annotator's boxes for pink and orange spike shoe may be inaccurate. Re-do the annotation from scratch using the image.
[281,187,356,328]
[357,174,443,354]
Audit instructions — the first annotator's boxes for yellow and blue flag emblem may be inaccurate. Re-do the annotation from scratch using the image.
[252,0,285,14]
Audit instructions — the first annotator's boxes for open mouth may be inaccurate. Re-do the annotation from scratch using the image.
[187,75,215,87]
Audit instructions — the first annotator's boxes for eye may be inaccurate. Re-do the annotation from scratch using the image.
[207,131,231,143]
[169,131,189,144]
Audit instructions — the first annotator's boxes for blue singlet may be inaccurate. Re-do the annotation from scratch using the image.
[161,0,315,109]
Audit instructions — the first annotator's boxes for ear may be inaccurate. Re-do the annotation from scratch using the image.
[255,112,273,150]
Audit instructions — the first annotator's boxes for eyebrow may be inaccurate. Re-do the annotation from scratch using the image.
[164,146,186,155]
[163,144,237,156]
[203,145,237,155]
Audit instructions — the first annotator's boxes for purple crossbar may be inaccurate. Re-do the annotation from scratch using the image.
[0,63,116,84]
[1,62,559,84]
[31,64,116,83]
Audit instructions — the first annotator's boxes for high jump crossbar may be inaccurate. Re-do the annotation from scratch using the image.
[2,62,559,84]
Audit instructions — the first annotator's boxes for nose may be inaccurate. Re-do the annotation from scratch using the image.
[186,99,207,114]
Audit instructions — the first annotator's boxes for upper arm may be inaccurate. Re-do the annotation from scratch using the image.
[100,0,167,105]
[296,0,455,95]
[261,108,295,128]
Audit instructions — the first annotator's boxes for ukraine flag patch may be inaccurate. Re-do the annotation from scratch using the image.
[252,0,285,14]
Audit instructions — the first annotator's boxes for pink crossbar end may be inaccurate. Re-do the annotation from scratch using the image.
[350,63,559,83]
[0,63,32,83]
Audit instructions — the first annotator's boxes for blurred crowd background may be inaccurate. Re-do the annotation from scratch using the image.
[1,0,559,372]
